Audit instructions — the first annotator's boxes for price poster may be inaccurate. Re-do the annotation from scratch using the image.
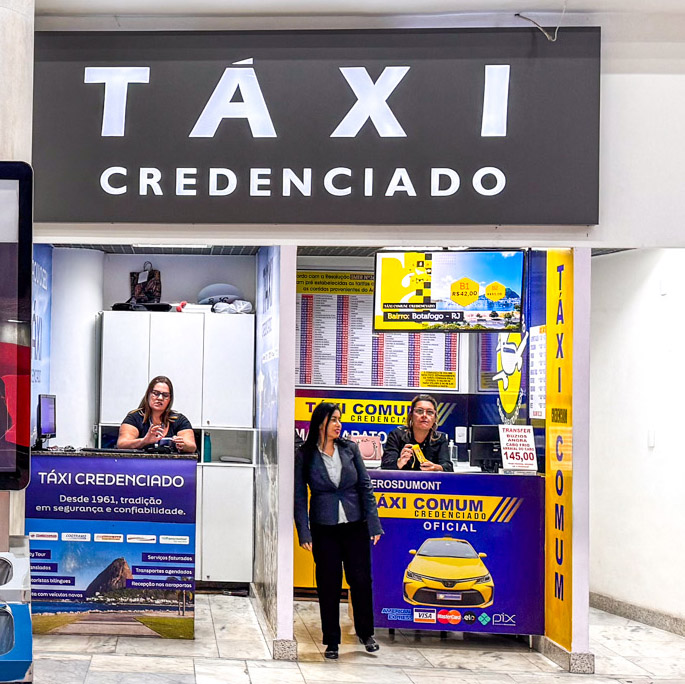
[296,271,459,390]
[498,425,538,471]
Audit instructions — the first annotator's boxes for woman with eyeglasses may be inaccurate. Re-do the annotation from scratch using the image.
[116,375,196,453]
[381,394,452,472]
[295,402,383,660]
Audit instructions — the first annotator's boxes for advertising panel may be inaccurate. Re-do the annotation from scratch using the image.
[0,163,32,490]
[545,249,573,650]
[25,454,196,639]
[34,28,600,225]
[374,251,524,333]
[370,471,544,634]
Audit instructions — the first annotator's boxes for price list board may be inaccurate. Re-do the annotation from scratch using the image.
[296,271,459,390]
[529,325,546,420]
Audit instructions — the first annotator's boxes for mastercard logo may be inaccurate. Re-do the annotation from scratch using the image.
[437,609,462,625]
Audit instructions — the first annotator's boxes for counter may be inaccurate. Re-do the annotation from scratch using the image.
[371,470,544,635]
[24,450,197,639]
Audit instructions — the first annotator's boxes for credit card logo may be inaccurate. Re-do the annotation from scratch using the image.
[413,608,436,623]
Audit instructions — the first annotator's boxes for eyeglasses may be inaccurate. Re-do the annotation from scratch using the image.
[150,390,170,399]
[413,408,436,417]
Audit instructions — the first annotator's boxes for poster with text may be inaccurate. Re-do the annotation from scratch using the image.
[296,270,459,389]
[370,471,544,634]
[374,251,524,333]
[25,455,196,639]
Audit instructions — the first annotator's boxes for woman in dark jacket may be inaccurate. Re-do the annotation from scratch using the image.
[381,394,453,472]
[294,402,383,660]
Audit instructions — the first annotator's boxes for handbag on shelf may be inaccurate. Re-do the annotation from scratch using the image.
[129,261,162,304]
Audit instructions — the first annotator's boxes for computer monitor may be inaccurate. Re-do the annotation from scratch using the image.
[36,394,56,449]
[469,424,502,473]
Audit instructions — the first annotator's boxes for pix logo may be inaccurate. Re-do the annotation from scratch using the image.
[478,613,491,625]
[492,613,517,626]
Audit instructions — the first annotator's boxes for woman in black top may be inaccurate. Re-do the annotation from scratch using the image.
[294,402,383,660]
[381,394,453,472]
[117,375,196,453]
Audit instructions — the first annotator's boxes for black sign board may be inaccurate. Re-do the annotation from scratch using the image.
[33,29,600,225]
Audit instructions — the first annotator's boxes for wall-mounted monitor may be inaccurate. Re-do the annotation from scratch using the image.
[374,249,525,333]
[0,162,32,490]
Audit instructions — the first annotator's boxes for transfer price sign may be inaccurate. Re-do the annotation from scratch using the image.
[498,425,538,471]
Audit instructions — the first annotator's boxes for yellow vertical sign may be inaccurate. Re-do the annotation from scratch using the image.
[545,250,573,651]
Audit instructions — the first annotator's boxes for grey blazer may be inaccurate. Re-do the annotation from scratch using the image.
[294,439,383,545]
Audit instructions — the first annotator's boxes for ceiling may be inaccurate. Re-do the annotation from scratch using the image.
[34,0,685,16]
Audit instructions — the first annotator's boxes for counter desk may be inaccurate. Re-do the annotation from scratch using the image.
[370,470,544,635]
[294,469,544,636]
[24,450,197,639]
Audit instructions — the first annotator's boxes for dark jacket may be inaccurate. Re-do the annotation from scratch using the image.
[294,439,383,545]
[381,426,453,472]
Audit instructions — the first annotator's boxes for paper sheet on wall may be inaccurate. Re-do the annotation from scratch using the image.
[296,271,459,390]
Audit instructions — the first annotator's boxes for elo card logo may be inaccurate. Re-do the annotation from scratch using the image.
[437,609,461,625]
[462,611,477,625]
[413,609,436,624]
[478,613,492,625]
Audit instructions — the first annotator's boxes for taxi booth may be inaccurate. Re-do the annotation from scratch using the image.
[292,247,587,670]
[25,25,597,672]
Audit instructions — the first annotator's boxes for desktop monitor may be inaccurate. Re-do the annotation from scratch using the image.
[469,424,503,473]
[38,394,56,442]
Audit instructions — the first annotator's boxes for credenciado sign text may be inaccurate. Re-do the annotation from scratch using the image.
[33,29,600,225]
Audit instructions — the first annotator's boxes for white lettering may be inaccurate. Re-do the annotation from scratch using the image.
[282,168,312,197]
[101,167,127,195]
[472,166,506,196]
[331,66,409,138]
[431,168,460,196]
[250,168,272,196]
[139,167,162,196]
[385,167,416,197]
[176,167,197,196]
[209,168,237,196]
[189,67,276,138]
[84,66,150,137]
[323,167,352,196]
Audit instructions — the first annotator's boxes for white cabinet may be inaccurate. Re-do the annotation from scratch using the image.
[149,313,204,426]
[196,464,254,582]
[100,312,151,424]
[100,312,255,429]
[202,314,255,427]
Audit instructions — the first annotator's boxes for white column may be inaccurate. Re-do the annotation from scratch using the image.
[572,247,591,653]
[276,245,297,646]
[0,0,35,544]
[50,249,105,447]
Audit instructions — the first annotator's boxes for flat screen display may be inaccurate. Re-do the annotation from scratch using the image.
[0,163,32,489]
[38,394,56,439]
[374,250,525,333]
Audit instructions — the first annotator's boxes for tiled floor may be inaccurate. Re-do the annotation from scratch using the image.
[33,596,685,683]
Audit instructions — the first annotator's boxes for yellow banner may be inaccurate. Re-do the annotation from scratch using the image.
[295,397,410,425]
[295,396,458,428]
[545,249,574,651]
[297,271,374,295]
[374,493,524,522]
[419,370,457,389]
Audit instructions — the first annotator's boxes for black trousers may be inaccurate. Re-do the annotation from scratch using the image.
[310,520,374,646]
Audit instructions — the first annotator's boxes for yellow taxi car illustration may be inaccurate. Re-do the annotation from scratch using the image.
[403,537,494,607]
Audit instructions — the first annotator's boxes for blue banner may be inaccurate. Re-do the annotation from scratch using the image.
[370,471,544,634]
[26,455,196,523]
[25,455,196,638]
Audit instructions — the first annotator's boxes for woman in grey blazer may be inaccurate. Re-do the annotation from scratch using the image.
[294,402,383,660]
